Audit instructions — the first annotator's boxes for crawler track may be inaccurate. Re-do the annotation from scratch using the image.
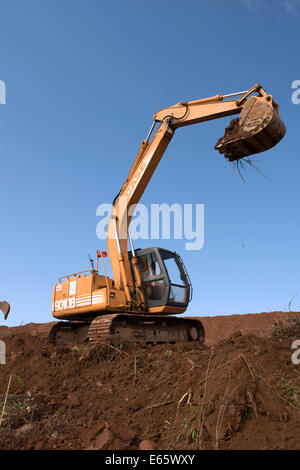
[49,314,205,346]
[49,321,90,346]
[89,314,205,344]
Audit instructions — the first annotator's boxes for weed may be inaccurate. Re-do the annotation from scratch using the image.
[276,377,300,408]
[131,353,145,369]
[187,428,199,441]
[189,404,198,413]
[15,375,25,390]
[180,417,199,442]
[180,417,190,429]
[73,343,89,354]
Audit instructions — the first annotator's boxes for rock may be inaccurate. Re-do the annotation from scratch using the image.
[139,440,155,450]
[34,441,44,450]
[111,438,129,450]
[66,392,81,407]
[85,421,114,450]
[89,419,106,437]
[92,428,114,450]
[15,423,34,436]
[113,425,136,442]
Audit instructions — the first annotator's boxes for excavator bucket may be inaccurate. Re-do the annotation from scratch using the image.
[215,96,286,162]
[0,301,10,320]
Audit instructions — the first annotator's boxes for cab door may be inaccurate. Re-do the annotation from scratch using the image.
[136,249,169,308]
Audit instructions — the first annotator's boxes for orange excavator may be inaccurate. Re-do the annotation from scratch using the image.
[48,83,286,346]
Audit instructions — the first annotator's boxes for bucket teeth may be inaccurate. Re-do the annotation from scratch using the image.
[215,96,286,161]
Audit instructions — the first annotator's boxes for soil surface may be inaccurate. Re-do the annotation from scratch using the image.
[1,311,300,450]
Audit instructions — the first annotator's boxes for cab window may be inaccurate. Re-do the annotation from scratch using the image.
[139,253,161,280]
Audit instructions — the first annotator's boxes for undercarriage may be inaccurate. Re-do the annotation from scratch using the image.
[49,314,205,346]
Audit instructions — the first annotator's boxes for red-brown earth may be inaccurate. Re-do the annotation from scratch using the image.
[1,311,300,450]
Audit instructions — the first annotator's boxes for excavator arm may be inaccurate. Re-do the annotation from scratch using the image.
[106,84,286,304]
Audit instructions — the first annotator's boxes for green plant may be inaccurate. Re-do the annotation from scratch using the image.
[131,353,145,369]
[180,417,190,429]
[180,417,199,442]
[14,375,25,390]
[73,343,90,354]
[276,377,300,407]
[187,428,199,441]
[189,404,198,413]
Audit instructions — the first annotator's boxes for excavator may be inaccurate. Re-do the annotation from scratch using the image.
[46,83,285,346]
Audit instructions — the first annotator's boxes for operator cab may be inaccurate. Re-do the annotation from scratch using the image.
[129,247,192,309]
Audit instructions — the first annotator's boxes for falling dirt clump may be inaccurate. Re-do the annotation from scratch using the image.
[1,312,300,450]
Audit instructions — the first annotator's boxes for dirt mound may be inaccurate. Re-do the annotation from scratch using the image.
[0,312,300,450]
[199,310,300,346]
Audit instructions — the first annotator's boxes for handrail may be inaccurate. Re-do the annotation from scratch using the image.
[58,270,93,283]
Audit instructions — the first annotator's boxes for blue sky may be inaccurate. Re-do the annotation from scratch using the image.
[0,0,299,326]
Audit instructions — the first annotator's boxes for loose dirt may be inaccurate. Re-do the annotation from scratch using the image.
[1,311,300,450]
